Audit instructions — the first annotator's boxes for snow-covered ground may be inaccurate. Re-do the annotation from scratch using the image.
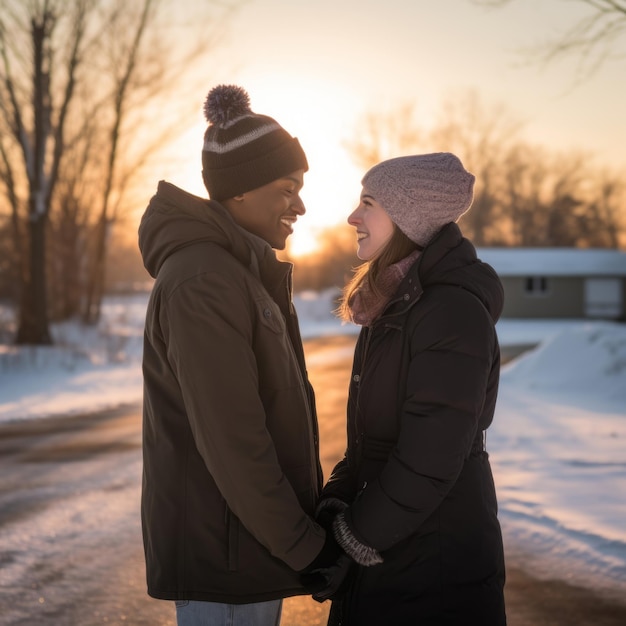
[0,290,625,601]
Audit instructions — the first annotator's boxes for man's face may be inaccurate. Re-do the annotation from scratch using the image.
[228,170,306,249]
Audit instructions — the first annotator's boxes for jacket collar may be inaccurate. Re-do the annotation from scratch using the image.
[376,223,465,321]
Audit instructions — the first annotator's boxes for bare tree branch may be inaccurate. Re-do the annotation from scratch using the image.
[470,0,626,78]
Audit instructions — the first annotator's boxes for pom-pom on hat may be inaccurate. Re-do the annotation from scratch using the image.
[201,85,308,200]
[361,152,475,246]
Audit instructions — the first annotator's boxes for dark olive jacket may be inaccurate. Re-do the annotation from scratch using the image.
[324,223,507,625]
[138,181,325,603]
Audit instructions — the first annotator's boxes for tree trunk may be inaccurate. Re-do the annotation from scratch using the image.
[82,216,108,325]
[16,214,51,344]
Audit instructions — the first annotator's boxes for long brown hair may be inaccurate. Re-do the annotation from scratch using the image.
[337,224,420,322]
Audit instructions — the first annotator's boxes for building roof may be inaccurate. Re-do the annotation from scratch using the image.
[476,248,626,277]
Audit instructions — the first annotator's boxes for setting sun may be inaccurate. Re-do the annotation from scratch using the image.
[147,0,625,260]
[288,225,322,257]
[165,73,365,257]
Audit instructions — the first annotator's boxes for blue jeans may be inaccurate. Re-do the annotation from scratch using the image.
[175,599,283,626]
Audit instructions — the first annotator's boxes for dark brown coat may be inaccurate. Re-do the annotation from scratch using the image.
[139,181,324,603]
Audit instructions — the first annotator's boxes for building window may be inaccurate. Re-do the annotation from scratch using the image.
[524,276,549,296]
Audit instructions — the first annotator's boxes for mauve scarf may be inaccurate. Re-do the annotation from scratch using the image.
[349,250,420,326]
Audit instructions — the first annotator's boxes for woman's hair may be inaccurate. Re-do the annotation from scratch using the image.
[337,224,420,322]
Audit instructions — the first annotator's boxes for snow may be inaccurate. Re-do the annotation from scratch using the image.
[1,290,625,601]
[477,247,626,277]
[490,323,626,600]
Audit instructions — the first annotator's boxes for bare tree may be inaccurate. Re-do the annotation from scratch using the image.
[500,143,553,246]
[585,173,626,247]
[0,1,85,344]
[0,0,238,343]
[429,90,524,245]
[81,0,157,324]
[343,102,425,172]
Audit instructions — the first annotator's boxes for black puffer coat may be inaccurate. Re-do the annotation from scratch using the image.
[323,223,507,625]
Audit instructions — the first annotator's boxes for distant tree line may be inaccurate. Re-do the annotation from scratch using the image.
[5,87,623,300]
[347,91,626,249]
[1,0,624,343]
[287,90,625,293]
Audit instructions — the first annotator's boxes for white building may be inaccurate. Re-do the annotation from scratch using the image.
[477,248,626,320]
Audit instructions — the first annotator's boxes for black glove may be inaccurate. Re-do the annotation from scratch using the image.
[299,528,343,594]
[315,497,348,532]
[311,553,354,603]
[315,507,338,532]
[301,499,353,599]
[303,528,342,573]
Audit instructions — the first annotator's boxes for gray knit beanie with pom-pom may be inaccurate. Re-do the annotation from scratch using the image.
[362,152,475,246]
[201,84,308,200]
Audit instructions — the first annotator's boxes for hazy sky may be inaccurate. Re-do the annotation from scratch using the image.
[164,0,626,253]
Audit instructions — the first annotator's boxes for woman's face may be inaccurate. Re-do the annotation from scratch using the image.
[347,188,395,260]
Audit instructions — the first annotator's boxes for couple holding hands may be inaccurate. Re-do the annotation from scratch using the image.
[139,85,506,626]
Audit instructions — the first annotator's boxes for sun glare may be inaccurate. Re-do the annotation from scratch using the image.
[288,226,321,258]
[234,72,363,244]
[157,72,364,257]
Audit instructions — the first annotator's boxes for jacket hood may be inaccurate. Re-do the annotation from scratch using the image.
[138,181,268,278]
[403,222,504,323]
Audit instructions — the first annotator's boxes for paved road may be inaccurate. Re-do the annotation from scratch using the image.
[0,335,625,625]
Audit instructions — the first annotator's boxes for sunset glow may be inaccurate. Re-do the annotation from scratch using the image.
[157,0,625,256]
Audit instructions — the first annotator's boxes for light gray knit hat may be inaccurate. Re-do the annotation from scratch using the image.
[361,152,475,246]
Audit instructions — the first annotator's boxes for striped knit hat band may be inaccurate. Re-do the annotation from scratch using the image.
[203,120,281,153]
[201,85,308,200]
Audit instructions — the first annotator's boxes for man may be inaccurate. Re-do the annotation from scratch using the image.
[139,85,339,625]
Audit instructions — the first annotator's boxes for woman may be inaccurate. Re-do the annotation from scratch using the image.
[318,153,507,625]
